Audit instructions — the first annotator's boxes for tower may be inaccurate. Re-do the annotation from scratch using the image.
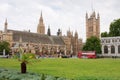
[86,11,100,39]
[67,28,72,38]
[74,31,78,55]
[4,18,8,33]
[37,12,45,34]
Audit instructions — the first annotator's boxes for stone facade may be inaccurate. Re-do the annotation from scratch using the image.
[2,31,66,57]
[61,29,83,55]
[0,13,83,56]
[0,18,65,57]
[101,37,120,57]
[86,11,100,39]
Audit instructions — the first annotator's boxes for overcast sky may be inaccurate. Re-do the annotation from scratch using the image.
[0,0,120,42]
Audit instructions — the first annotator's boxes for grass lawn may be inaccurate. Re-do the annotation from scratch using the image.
[0,58,120,79]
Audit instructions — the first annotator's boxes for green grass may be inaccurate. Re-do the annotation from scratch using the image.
[0,58,120,79]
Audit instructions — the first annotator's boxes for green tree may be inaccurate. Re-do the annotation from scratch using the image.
[109,18,120,36]
[82,36,101,54]
[19,52,36,73]
[101,32,109,37]
[0,41,10,55]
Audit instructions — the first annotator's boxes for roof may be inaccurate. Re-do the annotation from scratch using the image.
[7,30,65,45]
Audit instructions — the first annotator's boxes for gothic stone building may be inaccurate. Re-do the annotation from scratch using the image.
[0,12,83,56]
[86,11,100,39]
[61,29,82,55]
[101,37,120,57]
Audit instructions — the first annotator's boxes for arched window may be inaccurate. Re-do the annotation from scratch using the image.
[118,45,120,53]
[111,45,115,54]
[104,45,108,54]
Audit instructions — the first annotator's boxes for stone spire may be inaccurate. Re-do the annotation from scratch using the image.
[75,30,78,39]
[4,18,8,33]
[37,11,45,34]
[86,12,88,19]
[40,11,43,23]
[97,13,100,19]
[67,27,72,38]
[47,25,51,36]
[91,11,96,18]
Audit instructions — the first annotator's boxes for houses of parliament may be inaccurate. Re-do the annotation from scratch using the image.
[0,11,100,56]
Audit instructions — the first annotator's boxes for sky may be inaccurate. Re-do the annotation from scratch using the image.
[0,0,120,42]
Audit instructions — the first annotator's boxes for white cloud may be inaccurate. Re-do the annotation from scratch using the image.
[0,0,120,42]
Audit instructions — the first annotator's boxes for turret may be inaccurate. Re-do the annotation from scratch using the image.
[97,13,100,19]
[57,29,62,36]
[4,18,8,33]
[47,26,51,36]
[86,12,88,20]
[90,11,96,18]
[74,31,78,39]
[67,28,72,38]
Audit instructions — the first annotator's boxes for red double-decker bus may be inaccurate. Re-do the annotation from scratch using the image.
[78,51,96,59]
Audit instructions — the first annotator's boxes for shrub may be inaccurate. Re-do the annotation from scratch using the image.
[0,69,72,80]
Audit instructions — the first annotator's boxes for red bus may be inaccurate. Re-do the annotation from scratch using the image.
[78,51,96,59]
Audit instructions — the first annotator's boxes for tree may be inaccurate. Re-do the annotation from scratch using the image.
[0,41,10,55]
[109,19,120,36]
[17,47,36,73]
[82,36,101,54]
[101,32,109,37]
[20,53,36,73]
